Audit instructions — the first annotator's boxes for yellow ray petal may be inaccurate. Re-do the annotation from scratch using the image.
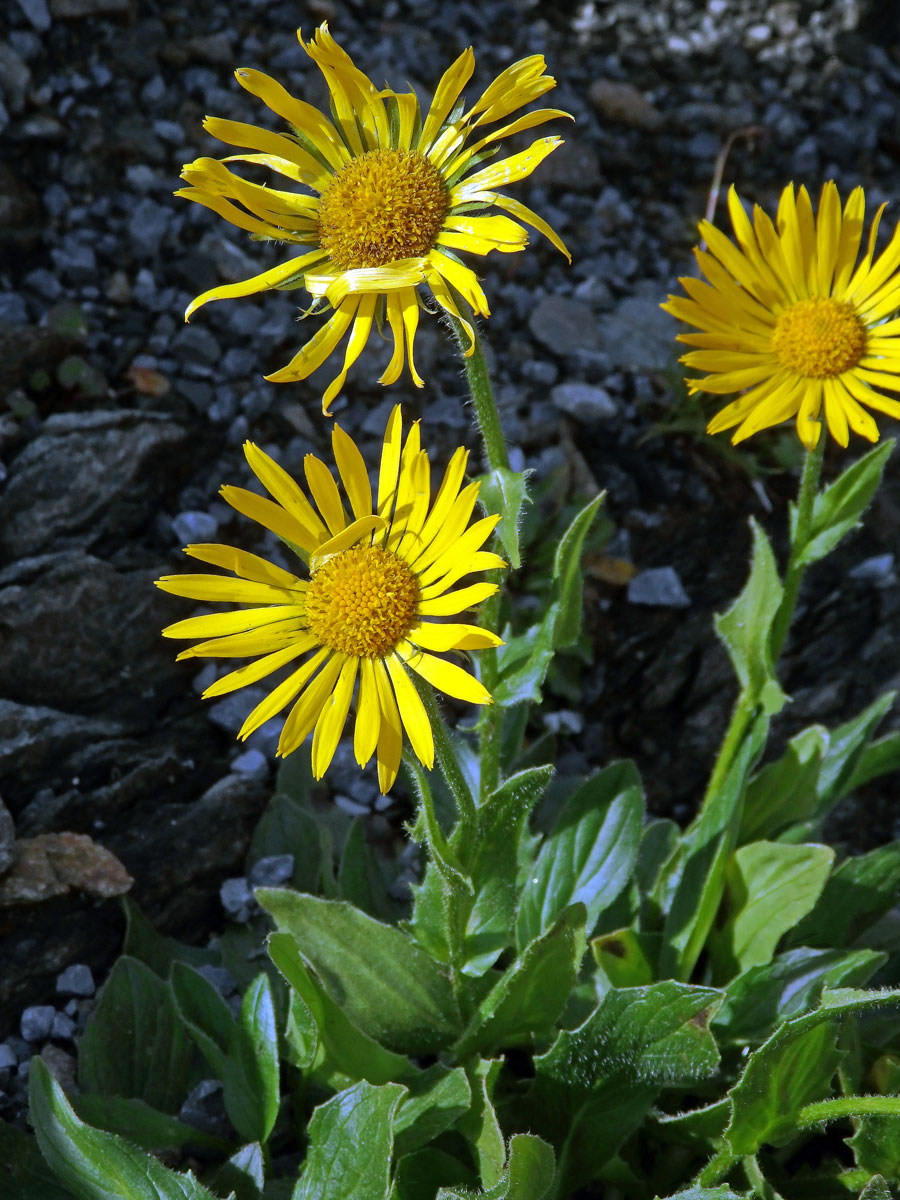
[412,480,480,572]
[425,268,476,353]
[417,515,500,587]
[175,186,306,242]
[379,291,407,385]
[306,258,428,308]
[386,655,433,768]
[278,651,347,757]
[418,45,475,153]
[833,186,866,295]
[183,544,302,588]
[202,639,320,699]
[155,574,301,605]
[815,179,842,296]
[311,657,358,778]
[377,404,404,522]
[426,250,490,318]
[264,300,358,384]
[199,119,331,189]
[402,647,492,705]
[178,622,310,660]
[373,658,403,793]
[354,657,381,766]
[332,424,373,519]
[233,67,348,171]
[237,647,329,735]
[401,288,424,387]
[185,252,324,322]
[162,605,307,641]
[220,485,319,555]
[321,292,378,415]
[451,137,563,199]
[243,442,329,546]
[408,622,503,652]
[310,515,386,570]
[304,454,348,536]
[417,581,498,616]
[470,190,570,261]
[841,371,900,419]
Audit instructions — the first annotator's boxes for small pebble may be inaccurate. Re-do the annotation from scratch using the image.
[172,510,218,544]
[220,876,254,918]
[20,1005,55,1042]
[231,748,268,780]
[627,567,691,608]
[249,854,294,889]
[56,963,95,997]
[0,1044,17,1071]
[50,1012,76,1041]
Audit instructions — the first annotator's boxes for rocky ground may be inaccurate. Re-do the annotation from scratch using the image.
[1,0,900,1107]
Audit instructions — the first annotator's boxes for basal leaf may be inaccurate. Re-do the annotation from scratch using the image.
[457,1059,506,1191]
[455,905,586,1057]
[0,1116,77,1200]
[292,1081,406,1200]
[258,890,461,1054]
[789,842,900,950]
[515,761,643,949]
[714,947,886,1043]
[740,725,827,843]
[210,1144,265,1200]
[393,1065,470,1157]
[714,519,786,714]
[710,841,834,977]
[268,932,416,1088]
[847,1053,900,1179]
[29,1059,220,1200]
[121,899,218,980]
[171,962,236,1080]
[71,1095,229,1155]
[223,973,280,1145]
[591,928,660,989]
[77,957,194,1115]
[435,1134,555,1200]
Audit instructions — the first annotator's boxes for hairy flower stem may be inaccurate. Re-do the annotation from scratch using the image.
[770,435,825,662]
[447,316,507,800]
[695,437,825,832]
[412,673,477,832]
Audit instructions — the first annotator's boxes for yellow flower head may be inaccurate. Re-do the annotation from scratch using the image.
[177,23,571,413]
[662,181,900,448]
[155,407,505,793]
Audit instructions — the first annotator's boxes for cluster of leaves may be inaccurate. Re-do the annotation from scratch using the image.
[7,447,900,1200]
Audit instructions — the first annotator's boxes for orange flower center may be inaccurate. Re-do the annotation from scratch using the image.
[772,297,866,378]
[304,542,419,658]
[317,148,448,271]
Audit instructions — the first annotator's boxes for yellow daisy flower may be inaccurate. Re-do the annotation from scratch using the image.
[662,181,900,448]
[155,406,504,793]
[177,23,571,413]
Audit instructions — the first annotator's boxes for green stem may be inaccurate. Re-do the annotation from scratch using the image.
[411,673,477,830]
[743,1154,784,1200]
[695,1148,739,1188]
[447,316,509,471]
[447,315,508,801]
[770,435,825,662]
[797,1094,900,1126]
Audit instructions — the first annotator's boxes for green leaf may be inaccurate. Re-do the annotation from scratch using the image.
[29,1058,221,1200]
[171,962,236,1080]
[792,439,894,565]
[457,1059,506,1191]
[464,766,554,975]
[258,890,461,1054]
[551,492,605,648]
[847,1054,900,1179]
[591,928,660,989]
[477,466,529,569]
[77,957,194,1114]
[284,988,318,1071]
[740,725,827,842]
[436,1135,555,1200]
[121,899,218,980]
[654,1190,743,1200]
[339,819,395,921]
[515,761,643,949]
[714,947,886,1043]
[292,1081,406,1200]
[209,1144,265,1200]
[858,1178,893,1200]
[393,1065,470,1156]
[709,841,834,977]
[393,1149,476,1200]
[70,1095,229,1155]
[0,1117,77,1200]
[493,609,558,707]
[789,842,900,950]
[268,931,417,1087]
[223,973,280,1145]
[721,987,900,1155]
[846,730,900,792]
[714,519,786,714]
[812,692,896,820]
[455,905,586,1057]
[654,1101,730,1147]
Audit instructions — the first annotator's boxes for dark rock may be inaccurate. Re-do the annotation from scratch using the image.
[15,0,51,31]
[589,78,663,129]
[55,963,94,997]
[194,965,237,996]
[0,1044,16,1071]
[231,748,268,780]
[49,0,132,15]
[0,799,15,877]
[172,510,218,544]
[0,833,133,906]
[597,294,676,370]
[0,699,123,804]
[0,411,186,558]
[0,555,182,722]
[220,876,254,920]
[49,1011,75,1040]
